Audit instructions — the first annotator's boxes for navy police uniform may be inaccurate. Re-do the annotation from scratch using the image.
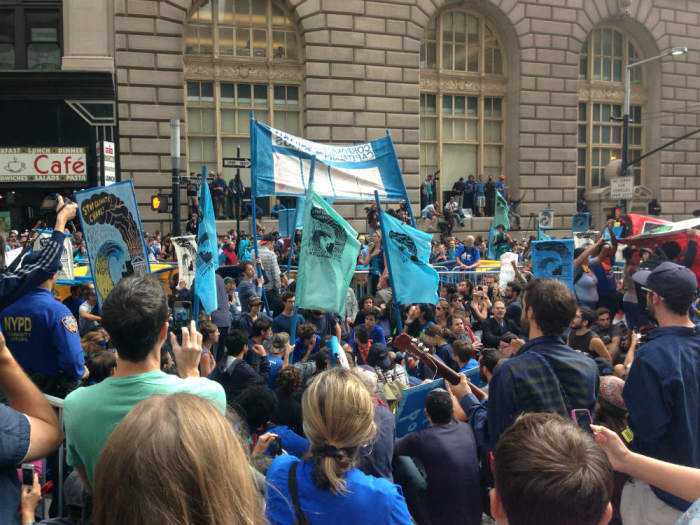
[0,287,85,386]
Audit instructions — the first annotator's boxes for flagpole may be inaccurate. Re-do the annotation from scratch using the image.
[192,164,207,325]
[385,130,416,228]
[285,207,297,277]
[374,190,403,334]
[289,156,316,349]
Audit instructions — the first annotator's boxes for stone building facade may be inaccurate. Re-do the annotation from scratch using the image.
[112,0,700,236]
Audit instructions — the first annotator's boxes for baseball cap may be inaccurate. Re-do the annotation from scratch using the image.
[367,342,392,370]
[632,261,697,303]
[223,277,235,285]
[248,296,263,306]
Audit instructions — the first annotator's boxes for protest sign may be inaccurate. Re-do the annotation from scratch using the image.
[573,231,598,250]
[328,336,349,369]
[499,252,518,288]
[172,235,197,288]
[75,180,150,307]
[395,378,445,438]
[278,208,298,238]
[532,239,575,291]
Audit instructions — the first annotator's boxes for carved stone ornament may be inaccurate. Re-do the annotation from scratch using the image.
[184,59,303,83]
[420,71,507,95]
[578,81,646,105]
[618,0,632,16]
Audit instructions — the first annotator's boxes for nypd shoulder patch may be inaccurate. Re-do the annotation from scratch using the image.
[61,316,78,335]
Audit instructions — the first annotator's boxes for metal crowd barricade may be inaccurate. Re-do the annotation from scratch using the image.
[43,393,65,517]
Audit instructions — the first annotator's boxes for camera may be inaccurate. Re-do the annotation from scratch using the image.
[39,193,73,225]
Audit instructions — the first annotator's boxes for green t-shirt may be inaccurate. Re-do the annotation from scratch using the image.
[63,370,226,486]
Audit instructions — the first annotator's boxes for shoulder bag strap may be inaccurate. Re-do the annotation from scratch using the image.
[530,351,572,413]
[287,462,311,525]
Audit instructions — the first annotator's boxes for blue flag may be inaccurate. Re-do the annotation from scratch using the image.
[380,211,439,305]
[195,169,219,314]
[295,188,360,315]
[487,223,497,260]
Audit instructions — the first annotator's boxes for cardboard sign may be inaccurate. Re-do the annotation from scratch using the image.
[172,235,197,288]
[395,378,444,437]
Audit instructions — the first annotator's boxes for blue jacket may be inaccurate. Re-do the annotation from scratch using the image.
[0,287,85,380]
[265,455,412,525]
[0,230,64,311]
[623,325,700,511]
[460,335,598,450]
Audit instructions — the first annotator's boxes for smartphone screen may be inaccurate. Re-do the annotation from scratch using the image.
[21,464,34,486]
[172,301,192,332]
[571,409,593,434]
[268,436,282,456]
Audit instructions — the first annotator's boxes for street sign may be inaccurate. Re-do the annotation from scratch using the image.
[222,157,251,169]
[610,176,635,200]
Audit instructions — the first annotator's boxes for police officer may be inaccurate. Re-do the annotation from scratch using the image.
[0,252,88,397]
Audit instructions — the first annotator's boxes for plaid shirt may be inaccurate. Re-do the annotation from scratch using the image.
[460,335,598,451]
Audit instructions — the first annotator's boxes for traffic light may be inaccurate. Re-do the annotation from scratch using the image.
[150,194,169,213]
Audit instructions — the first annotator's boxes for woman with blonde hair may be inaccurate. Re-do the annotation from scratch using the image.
[265,367,412,524]
[93,393,263,525]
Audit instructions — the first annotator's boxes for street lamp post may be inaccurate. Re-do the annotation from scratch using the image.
[170,119,181,236]
[620,46,687,213]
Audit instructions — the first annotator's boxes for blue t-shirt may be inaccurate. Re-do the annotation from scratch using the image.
[458,359,479,373]
[349,324,386,362]
[265,455,412,525]
[496,181,505,195]
[591,257,617,295]
[0,288,85,380]
[458,246,481,266]
[0,404,30,525]
[268,355,284,389]
[474,182,485,196]
[292,334,321,363]
[272,312,306,336]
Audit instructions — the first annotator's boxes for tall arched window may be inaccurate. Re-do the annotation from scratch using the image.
[184,0,302,185]
[420,10,506,205]
[577,28,644,199]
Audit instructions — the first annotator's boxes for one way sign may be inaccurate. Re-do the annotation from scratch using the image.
[222,157,251,169]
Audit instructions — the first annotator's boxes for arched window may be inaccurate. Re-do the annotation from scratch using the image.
[577,28,644,198]
[184,0,302,186]
[419,9,506,207]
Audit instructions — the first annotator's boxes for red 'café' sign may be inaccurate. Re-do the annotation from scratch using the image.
[0,147,88,182]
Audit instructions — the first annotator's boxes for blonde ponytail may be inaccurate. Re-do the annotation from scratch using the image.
[302,368,376,494]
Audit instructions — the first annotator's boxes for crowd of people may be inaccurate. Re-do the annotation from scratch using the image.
[0,195,698,525]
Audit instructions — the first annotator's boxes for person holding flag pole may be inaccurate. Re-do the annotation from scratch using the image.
[248,110,271,316]
[286,158,317,347]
